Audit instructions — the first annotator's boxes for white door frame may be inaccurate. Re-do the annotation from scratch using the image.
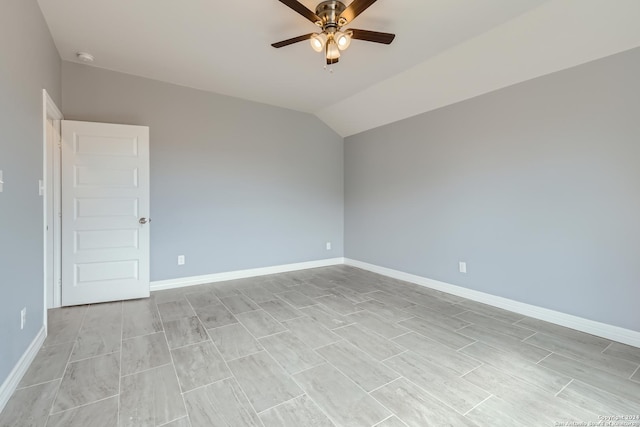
[43,89,63,316]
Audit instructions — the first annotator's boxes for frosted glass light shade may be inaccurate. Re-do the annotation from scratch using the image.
[334,31,351,50]
[310,33,327,53]
[326,39,340,64]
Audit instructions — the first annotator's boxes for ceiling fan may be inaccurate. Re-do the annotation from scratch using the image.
[271,0,395,65]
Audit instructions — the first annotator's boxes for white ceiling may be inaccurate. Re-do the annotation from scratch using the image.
[38,0,640,137]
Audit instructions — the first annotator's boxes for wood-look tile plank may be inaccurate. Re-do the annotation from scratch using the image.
[393,332,480,376]
[298,304,351,330]
[193,303,238,329]
[52,352,120,412]
[277,291,316,308]
[152,289,189,304]
[460,341,571,394]
[0,380,60,427]
[259,331,325,375]
[236,310,286,338]
[19,341,73,387]
[121,331,171,376]
[373,416,408,427]
[157,299,196,322]
[184,289,222,308]
[557,379,640,416]
[392,289,464,316]
[465,395,538,427]
[516,317,611,350]
[47,396,118,427]
[163,316,208,349]
[333,324,404,361]
[258,299,303,322]
[208,323,263,361]
[454,300,525,324]
[457,324,550,363]
[206,282,243,298]
[603,342,640,364]
[183,377,260,427]
[282,317,341,349]
[345,310,409,339]
[331,276,380,294]
[227,351,302,413]
[119,364,186,426]
[306,276,338,290]
[539,353,640,403]
[456,311,535,340]
[463,364,598,423]
[171,341,231,392]
[293,364,390,427]
[71,302,122,361]
[354,300,413,323]
[525,332,638,377]
[384,351,489,414]
[398,317,474,350]
[400,305,470,330]
[314,295,361,315]
[316,340,399,392]
[123,298,163,339]
[325,287,370,304]
[262,279,294,293]
[294,283,333,299]
[219,294,260,314]
[371,378,479,427]
[240,286,277,304]
[44,306,87,346]
[158,417,190,427]
[259,394,335,427]
[366,291,414,309]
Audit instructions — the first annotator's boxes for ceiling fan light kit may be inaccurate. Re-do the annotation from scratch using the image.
[272,0,395,66]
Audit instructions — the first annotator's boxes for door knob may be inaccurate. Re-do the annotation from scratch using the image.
[139,217,151,224]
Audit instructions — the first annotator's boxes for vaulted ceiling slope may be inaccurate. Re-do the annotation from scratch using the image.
[38,0,640,137]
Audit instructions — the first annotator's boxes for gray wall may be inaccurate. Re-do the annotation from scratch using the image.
[345,48,640,331]
[0,1,61,384]
[62,62,344,281]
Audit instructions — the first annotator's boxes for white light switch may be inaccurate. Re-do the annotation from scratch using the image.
[459,261,467,274]
[38,179,44,196]
[0,170,3,193]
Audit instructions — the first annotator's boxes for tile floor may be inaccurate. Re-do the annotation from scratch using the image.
[1,265,639,426]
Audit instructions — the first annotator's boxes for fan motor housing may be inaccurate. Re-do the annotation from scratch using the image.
[315,0,347,31]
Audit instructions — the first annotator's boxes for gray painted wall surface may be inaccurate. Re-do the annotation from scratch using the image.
[0,1,61,384]
[345,48,640,331]
[62,62,344,281]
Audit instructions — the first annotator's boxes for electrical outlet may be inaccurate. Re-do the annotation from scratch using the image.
[326,242,332,250]
[20,307,26,330]
[177,255,185,265]
[459,261,467,274]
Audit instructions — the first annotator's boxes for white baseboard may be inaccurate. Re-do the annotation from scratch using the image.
[0,325,47,413]
[151,257,345,291]
[344,258,640,348]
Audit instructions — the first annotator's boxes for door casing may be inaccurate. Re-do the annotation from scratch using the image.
[43,90,63,312]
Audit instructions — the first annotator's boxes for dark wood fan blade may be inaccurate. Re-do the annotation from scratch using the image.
[350,28,395,44]
[339,0,378,24]
[271,33,314,48]
[278,0,321,24]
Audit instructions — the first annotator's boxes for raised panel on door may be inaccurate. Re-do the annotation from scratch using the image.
[61,120,150,306]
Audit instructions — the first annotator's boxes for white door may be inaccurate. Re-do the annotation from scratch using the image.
[61,120,150,306]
